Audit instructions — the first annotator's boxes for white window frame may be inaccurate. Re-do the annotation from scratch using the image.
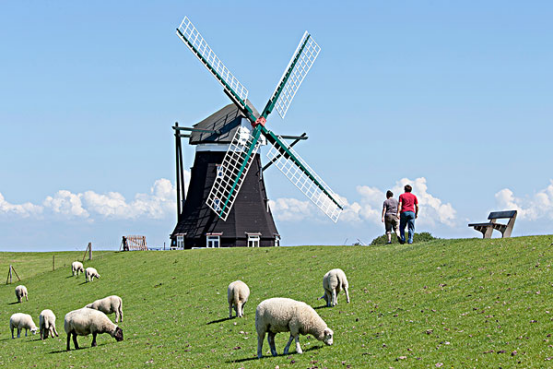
[274,235,280,247]
[216,164,224,179]
[176,235,185,250]
[207,235,220,248]
[247,234,260,248]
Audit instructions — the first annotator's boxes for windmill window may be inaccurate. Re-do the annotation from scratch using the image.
[246,233,261,248]
[206,235,221,248]
[176,236,185,250]
[213,198,221,212]
[274,234,281,247]
[216,164,224,179]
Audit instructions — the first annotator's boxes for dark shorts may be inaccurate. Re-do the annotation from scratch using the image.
[385,214,399,232]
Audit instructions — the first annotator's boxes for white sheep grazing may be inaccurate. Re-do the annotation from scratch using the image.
[72,261,84,276]
[85,267,100,282]
[15,285,28,303]
[317,268,351,307]
[64,308,124,351]
[39,309,59,340]
[255,297,334,358]
[227,280,250,318]
[85,295,123,323]
[10,313,38,339]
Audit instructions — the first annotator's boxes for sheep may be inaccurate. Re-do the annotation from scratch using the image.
[227,280,250,318]
[72,261,84,276]
[10,313,38,339]
[255,297,334,358]
[15,285,28,303]
[85,295,123,323]
[317,268,351,307]
[64,308,123,351]
[39,309,59,340]
[85,267,100,282]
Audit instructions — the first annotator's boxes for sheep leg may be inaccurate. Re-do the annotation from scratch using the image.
[17,328,22,338]
[257,332,265,358]
[268,332,277,356]
[66,334,71,351]
[237,300,243,318]
[229,303,233,319]
[72,333,80,349]
[294,335,303,354]
[119,305,123,322]
[91,332,97,347]
[241,301,247,317]
[345,286,351,303]
[40,327,45,340]
[326,291,332,307]
[332,290,337,307]
[11,327,14,339]
[283,334,294,354]
[53,325,59,337]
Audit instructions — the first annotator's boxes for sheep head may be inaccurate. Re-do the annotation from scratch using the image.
[113,327,124,342]
[322,328,333,346]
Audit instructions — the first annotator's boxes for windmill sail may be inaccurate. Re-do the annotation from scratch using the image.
[176,17,250,113]
[206,126,262,221]
[262,31,321,119]
[263,128,344,222]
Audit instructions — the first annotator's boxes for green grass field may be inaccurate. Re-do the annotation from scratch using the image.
[0,236,551,368]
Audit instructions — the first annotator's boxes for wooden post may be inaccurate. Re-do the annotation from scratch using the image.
[7,265,12,284]
[88,242,92,260]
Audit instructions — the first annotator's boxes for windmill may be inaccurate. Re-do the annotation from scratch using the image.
[170,16,343,249]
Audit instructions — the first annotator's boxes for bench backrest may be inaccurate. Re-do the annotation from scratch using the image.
[488,210,517,220]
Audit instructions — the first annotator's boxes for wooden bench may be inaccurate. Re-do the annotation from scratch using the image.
[468,210,517,239]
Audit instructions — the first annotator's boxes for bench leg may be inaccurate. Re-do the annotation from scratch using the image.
[483,227,493,238]
[474,226,494,239]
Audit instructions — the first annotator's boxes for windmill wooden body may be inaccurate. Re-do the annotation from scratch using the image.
[170,17,343,249]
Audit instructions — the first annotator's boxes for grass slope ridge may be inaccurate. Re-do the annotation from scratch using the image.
[0,236,551,368]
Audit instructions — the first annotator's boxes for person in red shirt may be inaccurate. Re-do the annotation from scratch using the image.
[396,184,419,244]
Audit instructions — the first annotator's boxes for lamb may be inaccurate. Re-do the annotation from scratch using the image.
[39,309,59,340]
[10,313,38,339]
[227,280,250,318]
[64,308,123,351]
[317,268,350,307]
[255,297,333,358]
[15,285,28,303]
[72,261,84,276]
[85,295,123,323]
[85,267,100,282]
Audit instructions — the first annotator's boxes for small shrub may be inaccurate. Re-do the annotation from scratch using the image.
[370,232,437,246]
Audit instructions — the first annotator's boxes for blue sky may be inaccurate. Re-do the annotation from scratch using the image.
[0,1,552,251]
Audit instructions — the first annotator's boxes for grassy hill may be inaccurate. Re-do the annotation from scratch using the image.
[0,236,551,368]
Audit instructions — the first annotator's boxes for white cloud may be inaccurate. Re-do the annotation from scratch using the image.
[0,193,43,218]
[495,181,553,220]
[0,177,182,221]
[83,178,177,219]
[393,177,456,227]
[268,198,315,222]
[268,177,457,228]
[44,190,89,218]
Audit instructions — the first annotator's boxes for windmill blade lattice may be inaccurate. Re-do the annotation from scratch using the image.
[176,17,249,110]
[265,132,344,222]
[206,127,262,221]
[268,32,321,119]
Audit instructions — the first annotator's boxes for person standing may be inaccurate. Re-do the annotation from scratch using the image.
[381,190,400,244]
[396,184,419,244]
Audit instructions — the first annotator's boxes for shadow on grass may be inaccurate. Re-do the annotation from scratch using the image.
[8,301,21,305]
[49,342,108,354]
[207,317,234,325]
[228,345,322,363]
[313,305,329,310]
